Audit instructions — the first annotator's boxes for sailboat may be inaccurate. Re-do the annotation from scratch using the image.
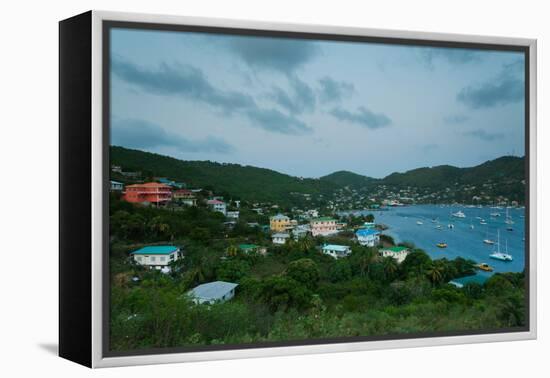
[483,228,495,245]
[489,231,513,261]
[505,208,515,225]
[451,210,466,218]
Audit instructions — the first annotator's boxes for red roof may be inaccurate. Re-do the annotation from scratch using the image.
[207,199,224,205]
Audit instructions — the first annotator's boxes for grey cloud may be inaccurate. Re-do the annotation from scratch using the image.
[111,118,235,153]
[269,75,316,114]
[112,57,313,136]
[457,59,525,109]
[330,106,391,129]
[463,129,505,141]
[226,36,320,74]
[112,57,255,114]
[318,76,355,103]
[246,108,312,135]
[443,114,469,124]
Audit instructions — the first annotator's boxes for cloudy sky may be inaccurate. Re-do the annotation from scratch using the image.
[110,28,525,178]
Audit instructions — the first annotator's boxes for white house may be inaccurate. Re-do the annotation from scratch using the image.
[131,245,181,269]
[187,281,238,304]
[322,244,351,259]
[226,210,240,219]
[355,229,381,247]
[207,199,227,215]
[272,233,290,245]
[379,246,410,264]
[110,180,124,192]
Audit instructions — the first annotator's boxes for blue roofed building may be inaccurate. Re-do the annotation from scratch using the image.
[187,281,238,304]
[130,245,181,269]
[356,229,381,247]
[322,244,351,259]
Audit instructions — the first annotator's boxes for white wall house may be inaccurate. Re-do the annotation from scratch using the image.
[322,244,351,259]
[187,281,238,305]
[110,180,124,191]
[226,210,240,219]
[355,229,381,247]
[379,246,410,264]
[272,233,290,245]
[207,199,227,215]
[131,245,181,269]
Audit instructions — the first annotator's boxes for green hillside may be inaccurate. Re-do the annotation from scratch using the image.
[319,170,377,189]
[110,146,338,207]
[110,146,525,205]
[383,157,525,189]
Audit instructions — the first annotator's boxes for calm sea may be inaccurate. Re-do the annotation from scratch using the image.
[340,205,526,278]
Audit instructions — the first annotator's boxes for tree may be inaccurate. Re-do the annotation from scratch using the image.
[286,258,320,290]
[329,259,352,282]
[382,257,399,281]
[401,250,432,277]
[216,259,251,282]
[426,261,445,286]
[226,244,239,257]
[257,276,312,312]
[350,248,380,277]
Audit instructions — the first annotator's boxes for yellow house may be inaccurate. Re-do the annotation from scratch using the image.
[270,213,291,232]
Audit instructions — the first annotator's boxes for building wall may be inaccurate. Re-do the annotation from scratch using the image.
[311,220,337,236]
[270,217,291,232]
[133,251,179,267]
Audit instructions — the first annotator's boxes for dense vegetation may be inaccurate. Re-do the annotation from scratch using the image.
[111,146,338,207]
[109,196,526,352]
[111,146,525,205]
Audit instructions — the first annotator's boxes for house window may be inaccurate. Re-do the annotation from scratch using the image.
[160,256,166,262]
[150,256,156,262]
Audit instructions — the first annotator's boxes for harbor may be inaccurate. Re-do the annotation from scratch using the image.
[340,204,525,277]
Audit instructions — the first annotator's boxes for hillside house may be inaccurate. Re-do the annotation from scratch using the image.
[270,214,291,232]
[356,229,381,247]
[310,217,338,236]
[272,233,290,245]
[238,244,267,255]
[226,211,240,219]
[207,199,227,215]
[379,246,410,264]
[131,245,181,269]
[187,281,238,305]
[322,244,351,259]
[110,180,124,192]
[173,189,197,206]
[123,182,172,205]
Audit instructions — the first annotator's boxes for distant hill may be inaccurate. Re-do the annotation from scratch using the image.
[110,146,525,205]
[382,156,525,189]
[320,170,377,189]
[110,146,338,207]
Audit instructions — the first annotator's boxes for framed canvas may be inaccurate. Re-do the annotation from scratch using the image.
[59,10,537,368]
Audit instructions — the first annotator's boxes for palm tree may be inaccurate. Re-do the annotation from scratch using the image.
[426,262,445,286]
[382,257,399,280]
[226,244,239,257]
[356,248,379,277]
[299,237,313,253]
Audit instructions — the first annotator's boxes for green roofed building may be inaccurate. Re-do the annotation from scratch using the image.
[379,246,410,264]
[238,244,267,255]
[131,245,181,269]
